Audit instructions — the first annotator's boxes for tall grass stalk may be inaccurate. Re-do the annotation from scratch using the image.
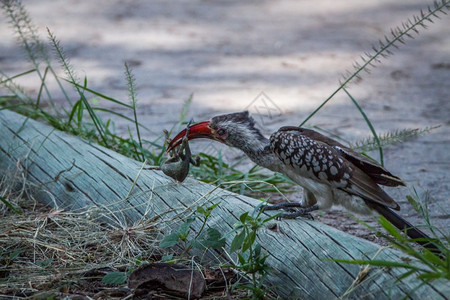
[1,0,71,107]
[344,88,384,165]
[124,63,144,161]
[47,28,109,146]
[300,0,450,127]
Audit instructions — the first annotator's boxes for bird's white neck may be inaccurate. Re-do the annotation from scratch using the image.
[237,135,283,173]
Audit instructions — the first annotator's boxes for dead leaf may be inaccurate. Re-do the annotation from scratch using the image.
[128,263,205,299]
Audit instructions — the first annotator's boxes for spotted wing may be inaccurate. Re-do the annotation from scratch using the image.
[270,127,400,210]
[292,127,405,187]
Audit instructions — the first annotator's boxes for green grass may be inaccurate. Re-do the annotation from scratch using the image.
[190,153,295,195]
[333,188,449,298]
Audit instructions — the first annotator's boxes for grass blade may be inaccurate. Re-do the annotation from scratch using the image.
[344,88,384,165]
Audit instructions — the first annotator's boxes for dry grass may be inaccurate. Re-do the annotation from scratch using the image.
[0,208,162,297]
[0,174,250,299]
[0,172,166,298]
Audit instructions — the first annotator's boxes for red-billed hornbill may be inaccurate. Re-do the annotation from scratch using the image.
[168,111,440,252]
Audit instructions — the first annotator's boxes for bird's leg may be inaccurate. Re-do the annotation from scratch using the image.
[277,204,319,219]
[262,190,318,219]
[262,202,306,211]
[262,202,317,220]
[263,189,316,211]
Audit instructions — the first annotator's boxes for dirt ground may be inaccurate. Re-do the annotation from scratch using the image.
[1,1,449,241]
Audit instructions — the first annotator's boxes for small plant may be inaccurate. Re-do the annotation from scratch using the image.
[102,256,149,286]
[159,203,225,255]
[0,195,22,215]
[158,203,280,299]
[0,248,23,267]
[225,204,280,299]
[0,248,23,279]
[102,271,129,285]
[333,189,449,297]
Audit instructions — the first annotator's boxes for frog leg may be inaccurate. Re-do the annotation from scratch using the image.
[190,155,201,167]
[163,129,178,158]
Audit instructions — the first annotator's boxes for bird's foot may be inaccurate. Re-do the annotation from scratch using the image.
[262,203,319,220]
[143,166,161,170]
[262,202,305,211]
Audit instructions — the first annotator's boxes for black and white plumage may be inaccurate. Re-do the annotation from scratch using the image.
[168,111,439,252]
[269,127,401,214]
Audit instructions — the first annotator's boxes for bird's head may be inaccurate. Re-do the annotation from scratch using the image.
[167,111,266,152]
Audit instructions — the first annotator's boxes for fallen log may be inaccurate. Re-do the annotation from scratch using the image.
[0,109,447,299]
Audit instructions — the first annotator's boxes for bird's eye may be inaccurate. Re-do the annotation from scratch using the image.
[216,128,227,137]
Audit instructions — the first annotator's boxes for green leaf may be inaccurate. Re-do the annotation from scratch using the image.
[205,228,224,242]
[9,249,23,261]
[192,228,226,249]
[344,88,384,165]
[378,216,404,241]
[406,195,421,213]
[76,97,84,125]
[66,79,133,108]
[190,239,203,249]
[162,254,174,262]
[196,206,206,215]
[203,203,220,217]
[102,272,128,285]
[0,196,22,214]
[36,258,53,268]
[262,212,281,224]
[230,230,246,253]
[332,259,422,271]
[176,218,195,239]
[205,240,226,249]
[239,212,249,224]
[208,203,220,210]
[159,233,179,248]
[134,256,148,266]
[260,254,268,265]
[396,269,418,282]
[417,272,443,280]
[242,231,256,252]
[67,99,81,125]
[237,253,246,265]
[422,249,445,266]
[254,243,262,257]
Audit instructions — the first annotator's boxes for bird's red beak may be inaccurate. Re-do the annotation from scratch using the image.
[167,121,223,151]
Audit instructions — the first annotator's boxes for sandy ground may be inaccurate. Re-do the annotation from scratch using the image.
[1,0,449,240]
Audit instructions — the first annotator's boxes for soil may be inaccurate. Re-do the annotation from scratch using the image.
[1,0,449,242]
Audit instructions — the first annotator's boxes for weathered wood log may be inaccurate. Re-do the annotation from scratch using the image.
[0,109,447,299]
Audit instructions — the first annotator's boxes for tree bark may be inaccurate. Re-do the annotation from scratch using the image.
[0,109,447,299]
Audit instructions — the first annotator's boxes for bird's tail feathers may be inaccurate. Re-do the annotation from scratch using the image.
[367,202,443,257]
